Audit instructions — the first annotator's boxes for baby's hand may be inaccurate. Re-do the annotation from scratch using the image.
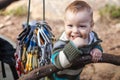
[72,37,88,48]
[90,48,102,62]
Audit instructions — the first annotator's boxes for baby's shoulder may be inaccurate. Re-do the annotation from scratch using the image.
[53,40,68,49]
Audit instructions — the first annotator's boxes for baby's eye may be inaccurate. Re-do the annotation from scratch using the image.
[79,25,86,28]
[67,25,73,27]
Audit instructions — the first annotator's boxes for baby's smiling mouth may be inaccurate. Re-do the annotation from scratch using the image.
[71,35,81,40]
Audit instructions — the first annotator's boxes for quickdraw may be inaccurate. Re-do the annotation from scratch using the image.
[15,0,55,76]
[15,21,54,76]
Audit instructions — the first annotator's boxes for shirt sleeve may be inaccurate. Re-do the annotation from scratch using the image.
[94,44,103,52]
[51,41,83,69]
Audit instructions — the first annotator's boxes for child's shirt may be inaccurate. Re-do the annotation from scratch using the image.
[49,31,102,80]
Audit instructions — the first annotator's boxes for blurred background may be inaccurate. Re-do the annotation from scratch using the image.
[0,0,120,80]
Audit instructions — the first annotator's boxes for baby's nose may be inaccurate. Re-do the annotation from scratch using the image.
[73,27,79,33]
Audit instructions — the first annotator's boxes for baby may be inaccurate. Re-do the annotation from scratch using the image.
[49,0,103,80]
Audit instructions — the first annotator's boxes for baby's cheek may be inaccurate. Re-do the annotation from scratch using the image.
[81,31,89,39]
[83,34,89,39]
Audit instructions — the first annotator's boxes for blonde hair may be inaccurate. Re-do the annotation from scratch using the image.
[65,0,93,23]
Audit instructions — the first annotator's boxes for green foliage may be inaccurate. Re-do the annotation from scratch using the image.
[99,4,120,19]
[0,6,27,16]
[0,10,5,15]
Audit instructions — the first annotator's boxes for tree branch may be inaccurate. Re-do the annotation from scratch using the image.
[18,53,120,80]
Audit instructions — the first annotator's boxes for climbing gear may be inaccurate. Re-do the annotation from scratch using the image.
[15,21,54,76]
[15,0,55,76]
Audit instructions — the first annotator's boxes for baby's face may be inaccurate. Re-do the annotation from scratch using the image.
[64,10,93,41]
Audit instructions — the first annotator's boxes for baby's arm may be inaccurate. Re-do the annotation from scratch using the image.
[51,40,83,69]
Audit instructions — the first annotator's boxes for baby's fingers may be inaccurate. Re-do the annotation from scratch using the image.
[90,51,101,63]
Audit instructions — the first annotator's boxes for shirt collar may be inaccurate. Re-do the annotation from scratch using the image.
[59,31,97,44]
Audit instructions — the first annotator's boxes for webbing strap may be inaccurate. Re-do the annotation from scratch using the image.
[43,0,45,21]
[1,62,6,78]
[9,64,19,79]
[27,0,31,26]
